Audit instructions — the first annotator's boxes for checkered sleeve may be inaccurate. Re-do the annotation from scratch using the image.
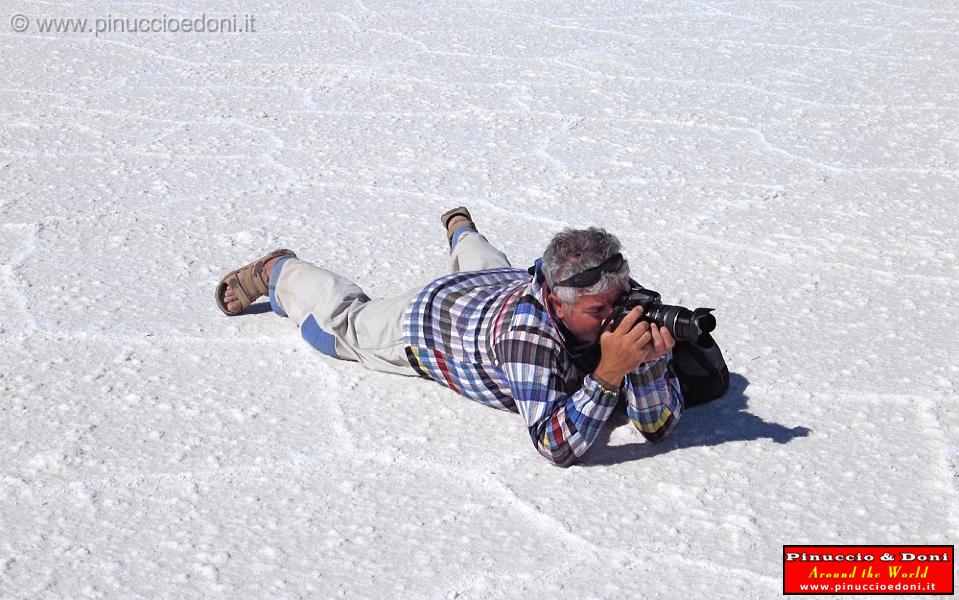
[624,353,684,443]
[496,333,619,468]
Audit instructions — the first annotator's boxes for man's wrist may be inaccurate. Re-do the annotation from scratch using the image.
[591,370,622,393]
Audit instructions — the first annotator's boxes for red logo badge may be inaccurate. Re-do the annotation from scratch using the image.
[783,545,954,595]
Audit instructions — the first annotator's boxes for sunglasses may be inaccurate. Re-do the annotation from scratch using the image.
[554,253,624,288]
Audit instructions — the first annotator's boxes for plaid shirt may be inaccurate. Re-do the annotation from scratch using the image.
[402,260,683,467]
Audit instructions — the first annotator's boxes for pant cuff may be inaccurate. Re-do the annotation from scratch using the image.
[450,226,477,250]
[269,256,296,317]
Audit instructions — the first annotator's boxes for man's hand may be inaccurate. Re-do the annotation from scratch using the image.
[592,306,676,390]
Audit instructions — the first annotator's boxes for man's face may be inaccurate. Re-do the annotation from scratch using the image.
[547,288,623,344]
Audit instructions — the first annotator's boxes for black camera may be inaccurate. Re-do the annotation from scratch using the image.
[606,284,716,343]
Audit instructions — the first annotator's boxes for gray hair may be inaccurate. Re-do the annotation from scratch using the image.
[542,227,630,306]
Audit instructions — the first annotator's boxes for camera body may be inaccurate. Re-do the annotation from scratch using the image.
[607,284,716,343]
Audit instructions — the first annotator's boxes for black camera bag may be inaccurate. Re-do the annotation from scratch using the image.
[670,333,729,407]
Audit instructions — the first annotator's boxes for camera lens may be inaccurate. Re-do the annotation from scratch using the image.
[692,308,716,334]
[644,304,715,342]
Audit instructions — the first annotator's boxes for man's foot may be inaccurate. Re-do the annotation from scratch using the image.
[222,256,283,313]
[215,248,297,316]
[440,206,477,246]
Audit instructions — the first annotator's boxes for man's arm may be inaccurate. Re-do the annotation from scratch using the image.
[623,354,684,443]
[497,335,619,468]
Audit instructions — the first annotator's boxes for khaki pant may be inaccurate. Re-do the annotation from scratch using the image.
[270,230,511,375]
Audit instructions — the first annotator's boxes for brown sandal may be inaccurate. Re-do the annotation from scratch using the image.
[440,206,478,247]
[215,248,297,316]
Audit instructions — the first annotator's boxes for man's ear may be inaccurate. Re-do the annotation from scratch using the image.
[547,292,566,319]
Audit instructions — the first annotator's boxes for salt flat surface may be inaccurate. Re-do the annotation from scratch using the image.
[1,1,957,598]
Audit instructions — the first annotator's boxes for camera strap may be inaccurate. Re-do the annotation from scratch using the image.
[553,317,603,373]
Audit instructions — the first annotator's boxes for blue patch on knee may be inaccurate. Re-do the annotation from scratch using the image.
[301,315,339,358]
